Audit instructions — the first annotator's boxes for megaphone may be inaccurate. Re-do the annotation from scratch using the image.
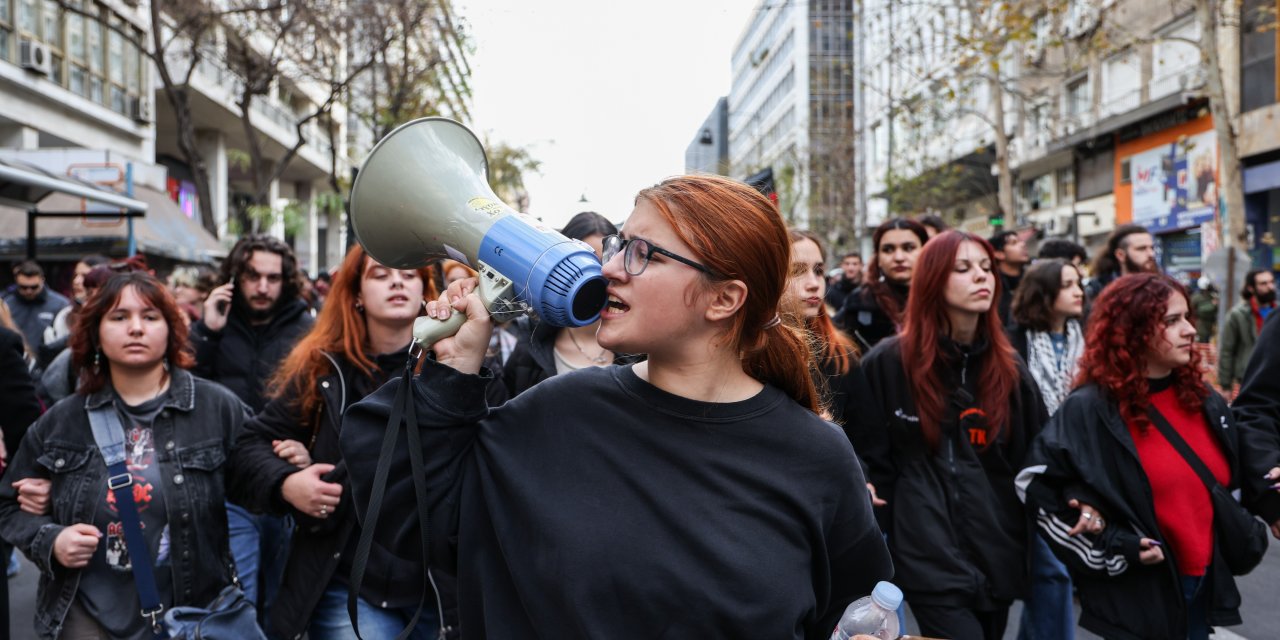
[350,117,608,346]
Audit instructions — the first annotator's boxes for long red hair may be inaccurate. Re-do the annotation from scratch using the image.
[788,229,858,375]
[1077,273,1206,429]
[899,231,1020,450]
[267,245,438,421]
[637,175,819,412]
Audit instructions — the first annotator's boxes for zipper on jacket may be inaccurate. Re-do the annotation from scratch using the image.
[961,351,969,385]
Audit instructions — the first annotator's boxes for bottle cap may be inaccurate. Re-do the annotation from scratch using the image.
[870,581,903,610]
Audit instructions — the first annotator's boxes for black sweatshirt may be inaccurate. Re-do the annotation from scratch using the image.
[341,360,893,639]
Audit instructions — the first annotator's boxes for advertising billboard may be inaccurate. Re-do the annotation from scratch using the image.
[1128,130,1218,233]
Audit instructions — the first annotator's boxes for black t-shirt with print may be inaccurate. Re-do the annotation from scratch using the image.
[77,393,173,640]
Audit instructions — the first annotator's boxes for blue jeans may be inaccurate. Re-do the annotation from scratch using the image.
[1181,575,1208,640]
[310,581,441,640]
[226,503,291,622]
[1017,536,1074,640]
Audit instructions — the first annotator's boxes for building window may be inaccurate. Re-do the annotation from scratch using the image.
[1065,75,1091,121]
[18,0,36,35]
[0,0,12,63]
[1100,50,1140,117]
[1242,0,1277,111]
[1151,19,1201,100]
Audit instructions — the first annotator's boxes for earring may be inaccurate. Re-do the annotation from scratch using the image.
[355,301,365,313]
[93,349,101,375]
[162,358,170,373]
[421,300,428,315]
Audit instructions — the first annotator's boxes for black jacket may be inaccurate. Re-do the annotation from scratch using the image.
[1018,383,1280,639]
[228,348,474,639]
[1232,311,1280,519]
[0,369,249,639]
[824,276,859,312]
[0,326,41,459]
[833,284,905,352]
[856,335,1045,608]
[1,287,70,354]
[501,316,642,398]
[190,299,314,412]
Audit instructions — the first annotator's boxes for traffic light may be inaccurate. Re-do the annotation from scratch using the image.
[989,212,1005,229]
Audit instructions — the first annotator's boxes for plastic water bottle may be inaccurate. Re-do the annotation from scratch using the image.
[829,581,903,640]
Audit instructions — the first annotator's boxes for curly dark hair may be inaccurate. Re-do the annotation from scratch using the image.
[70,272,195,395]
[1077,273,1206,430]
[218,234,303,317]
[1011,259,1081,332]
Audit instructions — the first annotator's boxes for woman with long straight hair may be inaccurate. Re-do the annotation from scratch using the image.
[227,245,471,640]
[0,272,251,639]
[855,230,1044,640]
[834,217,928,351]
[341,175,892,638]
[785,229,860,424]
[1018,273,1280,640]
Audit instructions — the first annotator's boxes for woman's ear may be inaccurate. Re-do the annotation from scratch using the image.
[704,280,748,323]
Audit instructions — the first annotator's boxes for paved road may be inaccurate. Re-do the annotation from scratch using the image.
[9,540,1280,638]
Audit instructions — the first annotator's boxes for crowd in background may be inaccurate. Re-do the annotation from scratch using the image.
[0,178,1277,639]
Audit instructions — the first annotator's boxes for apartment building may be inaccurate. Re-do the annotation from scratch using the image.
[728,0,857,249]
[0,0,471,279]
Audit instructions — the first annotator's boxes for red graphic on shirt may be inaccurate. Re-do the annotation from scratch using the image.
[961,408,990,446]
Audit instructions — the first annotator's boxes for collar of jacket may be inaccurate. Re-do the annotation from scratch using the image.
[82,367,197,412]
[229,297,310,334]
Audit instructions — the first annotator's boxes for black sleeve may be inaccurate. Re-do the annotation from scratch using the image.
[0,328,41,457]
[1232,314,1280,523]
[226,390,310,515]
[339,357,493,574]
[812,455,894,638]
[188,320,221,379]
[846,350,898,528]
[1018,399,1145,577]
[0,414,65,577]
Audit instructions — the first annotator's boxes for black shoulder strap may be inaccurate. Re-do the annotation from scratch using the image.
[1145,406,1223,493]
[347,350,438,640]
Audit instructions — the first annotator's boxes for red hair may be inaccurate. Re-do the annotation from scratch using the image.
[637,175,819,412]
[1077,273,1206,429]
[267,245,438,422]
[788,229,858,375]
[71,272,195,395]
[899,230,1020,450]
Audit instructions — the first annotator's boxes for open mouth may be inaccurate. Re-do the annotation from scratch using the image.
[605,294,630,314]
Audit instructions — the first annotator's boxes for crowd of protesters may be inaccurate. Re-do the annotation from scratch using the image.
[0,176,1278,640]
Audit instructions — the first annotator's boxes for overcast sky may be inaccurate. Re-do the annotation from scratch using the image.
[457,0,760,230]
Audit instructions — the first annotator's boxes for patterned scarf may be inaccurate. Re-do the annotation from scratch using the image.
[1026,318,1084,416]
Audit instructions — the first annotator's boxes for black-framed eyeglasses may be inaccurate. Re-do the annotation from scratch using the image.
[601,234,719,278]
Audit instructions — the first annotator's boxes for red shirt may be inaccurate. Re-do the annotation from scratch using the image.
[1126,387,1230,576]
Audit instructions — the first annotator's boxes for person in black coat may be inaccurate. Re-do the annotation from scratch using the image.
[854,231,1046,640]
[1231,311,1280,537]
[833,218,927,351]
[227,245,476,640]
[0,324,41,635]
[1018,273,1280,640]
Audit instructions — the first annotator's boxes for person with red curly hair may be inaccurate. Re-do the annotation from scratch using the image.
[856,230,1045,640]
[1018,273,1280,640]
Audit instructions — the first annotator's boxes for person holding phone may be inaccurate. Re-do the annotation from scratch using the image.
[189,234,315,619]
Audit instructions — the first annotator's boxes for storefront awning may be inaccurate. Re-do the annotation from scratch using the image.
[0,157,223,263]
[0,158,147,213]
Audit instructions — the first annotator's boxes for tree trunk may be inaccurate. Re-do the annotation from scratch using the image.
[1197,0,1247,310]
[151,1,219,235]
[989,74,1016,223]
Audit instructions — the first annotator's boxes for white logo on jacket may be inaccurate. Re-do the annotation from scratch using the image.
[893,408,919,423]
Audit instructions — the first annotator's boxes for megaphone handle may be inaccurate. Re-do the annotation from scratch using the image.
[413,261,515,349]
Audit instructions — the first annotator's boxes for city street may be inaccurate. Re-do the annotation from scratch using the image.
[8,538,1280,638]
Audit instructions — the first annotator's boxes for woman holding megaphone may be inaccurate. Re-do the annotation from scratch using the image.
[341,174,892,638]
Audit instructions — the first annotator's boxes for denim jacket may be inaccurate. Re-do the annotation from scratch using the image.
[0,369,250,639]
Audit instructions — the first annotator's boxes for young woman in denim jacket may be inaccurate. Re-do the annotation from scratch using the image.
[0,272,251,639]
